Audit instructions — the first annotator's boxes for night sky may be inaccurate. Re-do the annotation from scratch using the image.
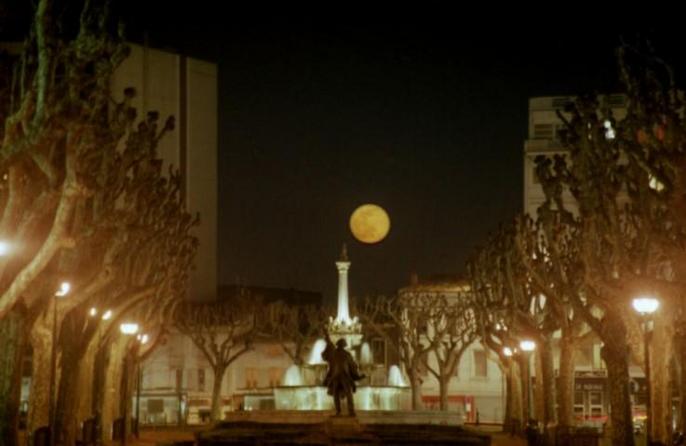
[2,5,683,303]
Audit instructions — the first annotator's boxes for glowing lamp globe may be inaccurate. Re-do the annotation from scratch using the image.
[520,340,536,352]
[0,240,11,256]
[503,347,514,357]
[120,323,139,335]
[55,282,71,297]
[632,297,659,315]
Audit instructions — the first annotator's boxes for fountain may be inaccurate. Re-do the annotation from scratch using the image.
[202,248,475,445]
[282,365,303,386]
[307,339,327,365]
[360,342,372,365]
[274,246,410,411]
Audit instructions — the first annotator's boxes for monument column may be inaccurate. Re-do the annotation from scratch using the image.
[336,245,351,324]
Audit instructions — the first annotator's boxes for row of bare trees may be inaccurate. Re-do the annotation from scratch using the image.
[0,2,198,445]
[467,44,686,446]
[171,289,479,422]
[173,295,329,422]
[357,289,477,411]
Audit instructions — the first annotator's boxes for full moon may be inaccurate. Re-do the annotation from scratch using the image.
[349,204,391,244]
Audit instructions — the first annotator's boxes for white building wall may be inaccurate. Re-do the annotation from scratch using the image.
[111,44,217,303]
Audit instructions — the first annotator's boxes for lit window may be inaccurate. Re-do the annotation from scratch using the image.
[198,369,205,391]
[372,339,386,366]
[245,368,258,389]
[268,368,282,387]
[474,350,487,377]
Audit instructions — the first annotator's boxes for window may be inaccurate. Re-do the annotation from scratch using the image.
[473,350,487,378]
[573,391,585,418]
[589,391,603,416]
[268,368,282,387]
[245,368,258,389]
[175,369,183,391]
[198,369,205,391]
[372,339,386,366]
[534,124,554,139]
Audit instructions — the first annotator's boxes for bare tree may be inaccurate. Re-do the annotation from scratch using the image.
[175,296,262,421]
[418,291,476,410]
[265,301,327,366]
[359,294,442,410]
[526,44,686,445]
[0,1,198,442]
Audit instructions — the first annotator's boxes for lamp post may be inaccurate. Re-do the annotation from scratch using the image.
[119,323,139,446]
[632,296,659,444]
[49,281,71,446]
[520,339,536,422]
[133,333,148,438]
[90,308,111,446]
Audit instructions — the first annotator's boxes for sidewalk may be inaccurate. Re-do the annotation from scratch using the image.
[104,429,195,446]
[470,425,527,446]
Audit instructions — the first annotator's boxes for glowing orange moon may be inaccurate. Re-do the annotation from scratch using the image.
[349,204,391,244]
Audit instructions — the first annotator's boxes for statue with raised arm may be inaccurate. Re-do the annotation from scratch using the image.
[321,327,365,416]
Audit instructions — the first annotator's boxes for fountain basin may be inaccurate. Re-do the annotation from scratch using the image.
[273,385,412,411]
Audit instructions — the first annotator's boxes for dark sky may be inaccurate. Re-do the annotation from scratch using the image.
[3,5,683,303]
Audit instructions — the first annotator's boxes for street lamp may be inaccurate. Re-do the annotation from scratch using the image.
[120,323,139,335]
[0,240,11,256]
[90,307,111,444]
[49,281,71,446]
[119,322,140,445]
[633,296,659,444]
[133,333,149,438]
[519,339,536,421]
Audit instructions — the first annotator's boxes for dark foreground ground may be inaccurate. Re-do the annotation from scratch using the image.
[103,425,524,446]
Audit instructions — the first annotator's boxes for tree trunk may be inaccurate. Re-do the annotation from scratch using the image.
[409,370,423,411]
[76,344,96,426]
[27,317,52,435]
[210,365,227,422]
[54,341,85,446]
[54,315,94,446]
[557,333,576,428]
[102,337,126,442]
[650,314,674,445]
[92,340,110,443]
[502,363,513,430]
[0,309,26,446]
[509,360,524,433]
[534,350,545,422]
[439,375,449,411]
[537,337,557,446]
[521,354,531,422]
[678,335,686,434]
[602,341,635,446]
[118,352,136,445]
[540,336,556,426]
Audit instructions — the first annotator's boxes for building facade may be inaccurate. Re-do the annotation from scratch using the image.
[111,43,218,303]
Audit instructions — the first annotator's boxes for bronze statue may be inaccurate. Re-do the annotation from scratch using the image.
[321,328,365,416]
